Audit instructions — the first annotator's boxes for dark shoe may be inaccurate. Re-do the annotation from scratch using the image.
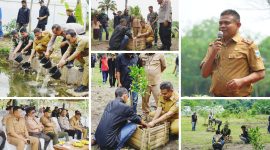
[74,85,88,92]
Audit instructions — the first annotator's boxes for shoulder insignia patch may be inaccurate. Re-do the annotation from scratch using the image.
[242,39,253,45]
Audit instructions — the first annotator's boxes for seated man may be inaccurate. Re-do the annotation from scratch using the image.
[28,28,52,62]
[93,87,148,149]
[45,23,85,57]
[57,29,89,92]
[2,106,13,126]
[12,27,34,57]
[221,122,232,143]
[137,20,154,48]
[25,107,51,150]
[6,106,39,150]
[148,81,179,135]
[212,130,225,150]
[240,125,250,144]
[58,109,76,139]
[40,107,69,145]
[109,18,132,50]
[69,111,88,139]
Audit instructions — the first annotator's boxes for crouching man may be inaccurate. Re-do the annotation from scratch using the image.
[148,81,179,135]
[93,87,149,150]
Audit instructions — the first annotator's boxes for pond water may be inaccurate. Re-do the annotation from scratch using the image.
[0,54,71,97]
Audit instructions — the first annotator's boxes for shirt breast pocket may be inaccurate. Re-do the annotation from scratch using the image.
[227,52,247,68]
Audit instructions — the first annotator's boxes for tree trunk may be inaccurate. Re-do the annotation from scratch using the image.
[125,0,128,9]
[29,0,33,31]
[47,0,51,7]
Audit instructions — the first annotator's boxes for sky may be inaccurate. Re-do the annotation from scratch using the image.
[180,0,270,41]
[91,0,179,21]
[0,0,88,32]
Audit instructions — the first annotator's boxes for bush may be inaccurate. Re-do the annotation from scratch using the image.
[3,19,16,36]
[129,65,148,96]
[249,127,264,150]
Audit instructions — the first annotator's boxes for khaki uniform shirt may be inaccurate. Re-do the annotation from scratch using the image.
[201,33,265,96]
[69,116,81,130]
[40,116,56,133]
[140,24,154,38]
[6,116,29,139]
[2,113,13,126]
[33,31,52,52]
[140,54,166,85]
[66,36,89,61]
[158,92,179,122]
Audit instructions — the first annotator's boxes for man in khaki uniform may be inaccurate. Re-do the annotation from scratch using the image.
[28,28,52,62]
[140,53,166,117]
[40,107,69,145]
[69,111,88,139]
[200,9,265,97]
[148,81,179,135]
[137,20,154,48]
[2,106,13,126]
[58,29,89,92]
[6,106,39,150]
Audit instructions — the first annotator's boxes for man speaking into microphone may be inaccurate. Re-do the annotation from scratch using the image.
[200,9,265,97]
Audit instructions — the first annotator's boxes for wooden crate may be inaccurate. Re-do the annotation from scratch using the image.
[128,122,170,150]
[127,38,146,50]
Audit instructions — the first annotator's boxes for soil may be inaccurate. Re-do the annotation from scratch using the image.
[91,82,179,150]
[91,38,179,51]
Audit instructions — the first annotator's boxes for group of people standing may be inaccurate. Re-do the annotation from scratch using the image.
[92,0,173,50]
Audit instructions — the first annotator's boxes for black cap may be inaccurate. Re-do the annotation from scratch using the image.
[38,0,44,3]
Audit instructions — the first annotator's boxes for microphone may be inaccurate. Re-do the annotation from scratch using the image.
[217,31,223,40]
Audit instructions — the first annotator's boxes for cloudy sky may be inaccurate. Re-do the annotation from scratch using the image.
[180,0,270,41]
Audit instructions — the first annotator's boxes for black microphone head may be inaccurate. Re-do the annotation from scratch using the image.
[217,31,223,39]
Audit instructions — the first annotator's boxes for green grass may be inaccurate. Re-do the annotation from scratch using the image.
[91,54,179,90]
[181,115,270,149]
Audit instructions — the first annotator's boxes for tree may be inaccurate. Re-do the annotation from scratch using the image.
[181,19,218,96]
[98,0,117,16]
[129,6,142,19]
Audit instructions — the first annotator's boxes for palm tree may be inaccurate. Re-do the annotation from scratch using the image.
[98,0,117,16]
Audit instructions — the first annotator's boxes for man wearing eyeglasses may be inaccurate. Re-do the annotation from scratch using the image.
[57,29,89,92]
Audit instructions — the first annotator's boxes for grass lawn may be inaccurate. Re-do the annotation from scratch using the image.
[181,115,270,150]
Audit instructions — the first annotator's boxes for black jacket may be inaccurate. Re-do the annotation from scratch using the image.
[38,6,50,25]
[95,98,141,149]
[16,7,30,24]
[66,15,76,23]
[109,25,132,50]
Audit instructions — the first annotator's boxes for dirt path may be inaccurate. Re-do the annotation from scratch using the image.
[91,82,179,149]
[91,38,179,51]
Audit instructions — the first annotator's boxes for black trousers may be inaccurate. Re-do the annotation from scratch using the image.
[37,23,46,31]
[159,22,172,49]
[109,71,116,87]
